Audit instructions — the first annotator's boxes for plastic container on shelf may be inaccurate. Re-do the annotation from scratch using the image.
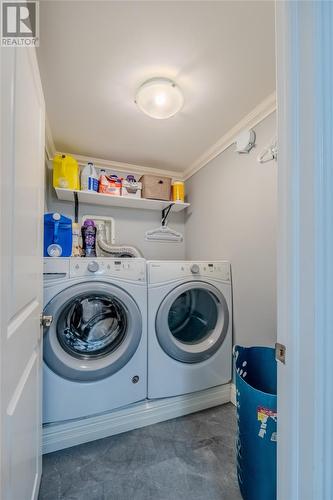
[81,162,98,192]
[172,181,185,202]
[98,169,107,191]
[122,175,142,198]
[53,154,80,190]
[98,171,122,196]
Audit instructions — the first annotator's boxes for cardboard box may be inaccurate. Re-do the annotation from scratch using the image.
[140,175,171,201]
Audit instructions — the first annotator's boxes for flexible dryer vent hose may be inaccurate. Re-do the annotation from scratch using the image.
[97,237,142,258]
[96,224,143,258]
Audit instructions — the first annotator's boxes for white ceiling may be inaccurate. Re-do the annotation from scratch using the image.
[37,1,275,174]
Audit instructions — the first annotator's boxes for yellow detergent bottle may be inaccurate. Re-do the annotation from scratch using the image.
[53,154,80,190]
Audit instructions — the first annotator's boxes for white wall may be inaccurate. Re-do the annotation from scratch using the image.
[45,165,185,260]
[185,112,277,346]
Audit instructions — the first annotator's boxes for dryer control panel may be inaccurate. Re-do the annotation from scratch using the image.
[70,258,146,281]
[148,261,231,284]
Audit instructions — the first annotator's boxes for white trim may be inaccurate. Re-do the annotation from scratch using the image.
[42,383,231,454]
[183,91,276,180]
[44,93,276,181]
[230,383,236,406]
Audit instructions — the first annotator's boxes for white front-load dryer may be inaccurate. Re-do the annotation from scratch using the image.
[147,261,232,399]
[42,257,147,423]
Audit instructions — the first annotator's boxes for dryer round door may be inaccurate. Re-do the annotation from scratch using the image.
[155,281,229,363]
[43,281,142,381]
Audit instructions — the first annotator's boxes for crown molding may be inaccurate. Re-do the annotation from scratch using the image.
[44,92,276,181]
[183,91,277,181]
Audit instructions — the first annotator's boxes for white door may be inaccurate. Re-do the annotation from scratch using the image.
[276,2,333,499]
[0,47,45,500]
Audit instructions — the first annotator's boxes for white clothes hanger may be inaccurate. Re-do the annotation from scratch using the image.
[258,137,278,163]
[145,224,183,242]
[145,204,183,243]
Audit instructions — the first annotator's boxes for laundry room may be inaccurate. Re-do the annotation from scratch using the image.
[2,1,279,500]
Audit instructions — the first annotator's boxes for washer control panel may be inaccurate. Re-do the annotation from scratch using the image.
[87,260,100,273]
[70,258,146,281]
[190,264,200,274]
[148,261,231,284]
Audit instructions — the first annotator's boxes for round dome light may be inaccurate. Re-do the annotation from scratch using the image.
[135,78,184,119]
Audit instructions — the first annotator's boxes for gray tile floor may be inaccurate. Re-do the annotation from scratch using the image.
[39,403,242,500]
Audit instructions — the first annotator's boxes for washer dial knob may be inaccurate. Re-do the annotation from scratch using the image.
[190,264,200,274]
[87,261,99,273]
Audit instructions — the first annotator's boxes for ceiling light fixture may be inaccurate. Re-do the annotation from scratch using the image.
[135,78,184,119]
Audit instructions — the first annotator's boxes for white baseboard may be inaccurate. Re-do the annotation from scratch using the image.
[42,383,231,454]
[230,383,236,406]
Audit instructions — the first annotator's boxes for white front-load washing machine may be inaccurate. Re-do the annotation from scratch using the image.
[147,261,232,399]
[42,257,147,423]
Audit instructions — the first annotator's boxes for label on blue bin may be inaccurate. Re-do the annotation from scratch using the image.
[257,406,277,421]
[257,406,277,441]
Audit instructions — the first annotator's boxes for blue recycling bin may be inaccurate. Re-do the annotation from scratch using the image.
[234,345,277,500]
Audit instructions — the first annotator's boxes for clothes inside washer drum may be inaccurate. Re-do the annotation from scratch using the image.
[57,294,127,358]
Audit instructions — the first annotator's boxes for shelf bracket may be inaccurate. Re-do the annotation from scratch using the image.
[74,191,79,223]
[161,203,174,227]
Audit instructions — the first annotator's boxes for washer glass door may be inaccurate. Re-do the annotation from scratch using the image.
[156,282,229,363]
[43,281,142,381]
[57,293,127,359]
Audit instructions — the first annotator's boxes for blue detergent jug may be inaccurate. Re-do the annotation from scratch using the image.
[44,213,72,257]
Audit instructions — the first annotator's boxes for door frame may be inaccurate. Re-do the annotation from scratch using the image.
[276,1,333,499]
